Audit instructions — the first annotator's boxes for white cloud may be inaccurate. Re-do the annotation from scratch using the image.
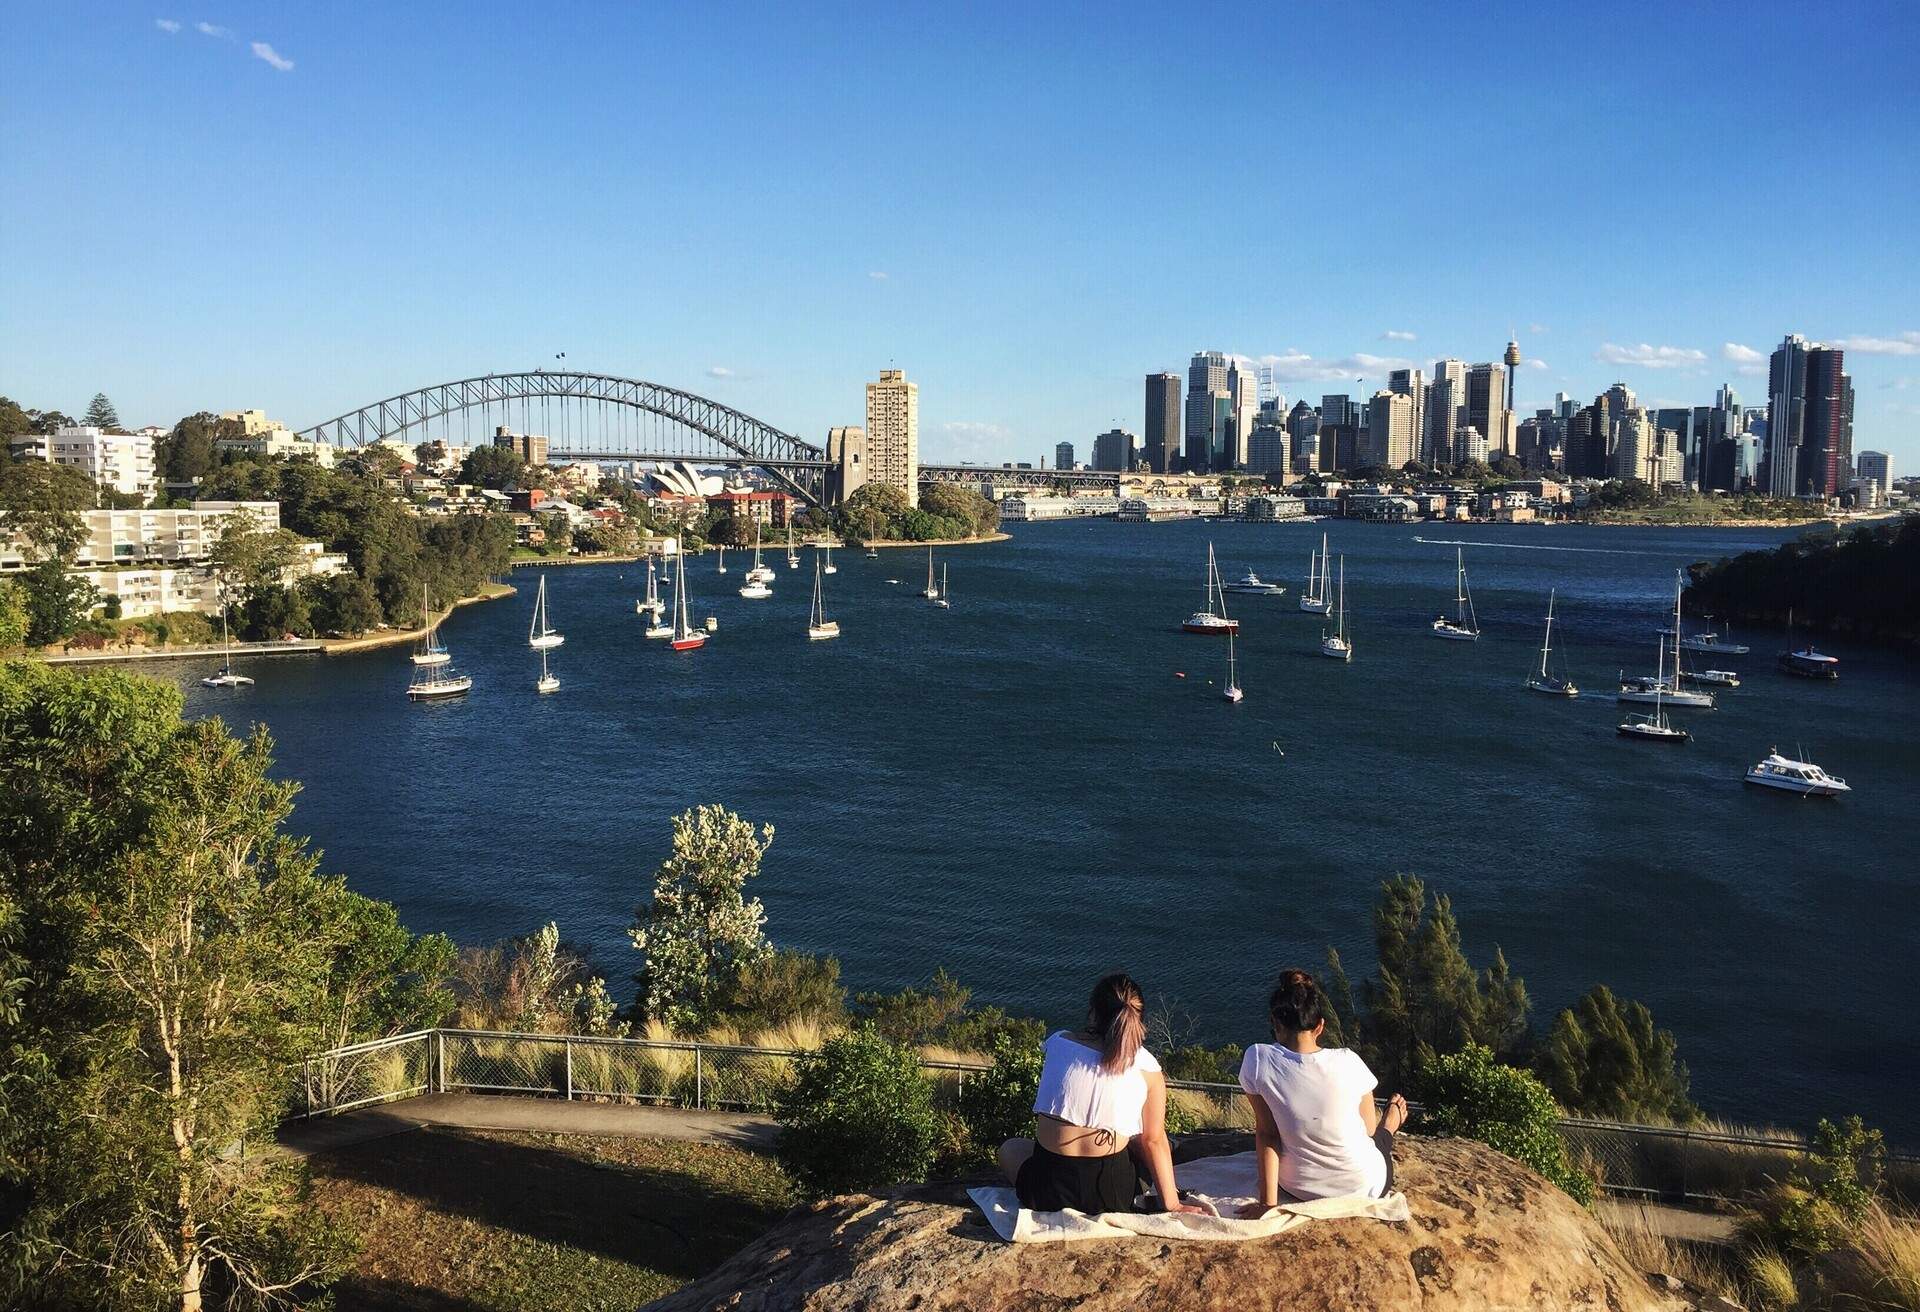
[867,271,889,281]
[1380,330,1416,342]
[155,18,181,32]
[195,20,230,37]
[250,40,293,70]
[932,420,1012,460]
[1528,323,1548,335]
[1254,350,1414,385]
[1832,331,1920,357]
[1594,342,1707,370]
[1523,358,1549,370]
[1722,342,1764,364]
[706,366,734,379]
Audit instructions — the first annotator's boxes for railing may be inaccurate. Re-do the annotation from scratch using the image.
[289,1030,1919,1206]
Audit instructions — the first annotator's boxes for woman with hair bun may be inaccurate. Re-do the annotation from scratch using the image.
[996,973,1206,1215]
[1237,967,1410,1212]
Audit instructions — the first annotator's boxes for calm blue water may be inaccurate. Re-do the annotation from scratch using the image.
[144,520,1918,1135]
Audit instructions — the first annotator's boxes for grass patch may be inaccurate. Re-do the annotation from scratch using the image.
[310,1128,795,1312]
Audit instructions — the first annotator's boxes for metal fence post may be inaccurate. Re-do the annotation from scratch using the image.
[565,1038,574,1100]
[695,1046,704,1110]
[435,1031,446,1094]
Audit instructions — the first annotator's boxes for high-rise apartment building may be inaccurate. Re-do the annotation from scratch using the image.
[1365,391,1416,468]
[1426,360,1467,465]
[1092,429,1135,472]
[1184,352,1228,473]
[31,425,157,501]
[1803,347,1853,498]
[493,426,551,466]
[1054,442,1075,470]
[1247,416,1289,476]
[1144,373,1181,473]
[865,368,920,507]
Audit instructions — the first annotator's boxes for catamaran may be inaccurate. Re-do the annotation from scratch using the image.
[746,525,775,584]
[406,587,472,700]
[921,547,940,599]
[933,562,950,609]
[1319,557,1352,661]
[1299,533,1330,613]
[822,544,838,575]
[1745,750,1850,796]
[807,556,840,640]
[1183,543,1238,635]
[1620,573,1714,707]
[669,548,706,650]
[786,524,799,569]
[1525,589,1577,696]
[1431,547,1479,640]
[200,608,255,688]
[528,574,564,650]
[1222,629,1244,702]
[1617,635,1688,742]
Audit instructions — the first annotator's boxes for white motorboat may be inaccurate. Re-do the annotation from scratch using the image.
[1525,589,1577,696]
[738,579,772,599]
[1222,629,1244,702]
[1679,631,1750,655]
[1184,543,1239,635]
[670,549,706,650]
[1777,611,1839,680]
[528,574,564,650]
[200,609,255,688]
[1744,750,1850,796]
[807,557,840,640]
[1685,669,1741,688]
[1319,556,1352,661]
[1431,547,1479,640]
[1222,570,1286,596]
[1299,532,1330,613]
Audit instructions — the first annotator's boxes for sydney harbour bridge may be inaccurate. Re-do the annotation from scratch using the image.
[293,369,1119,507]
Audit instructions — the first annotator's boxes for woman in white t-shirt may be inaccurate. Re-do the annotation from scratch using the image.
[996,973,1207,1216]
[1237,968,1409,1211]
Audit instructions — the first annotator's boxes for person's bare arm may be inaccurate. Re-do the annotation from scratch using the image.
[1358,1089,1379,1135]
[1240,1091,1283,1217]
[1139,1072,1207,1214]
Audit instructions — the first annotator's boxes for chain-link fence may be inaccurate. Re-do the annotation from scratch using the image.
[289,1029,1917,1204]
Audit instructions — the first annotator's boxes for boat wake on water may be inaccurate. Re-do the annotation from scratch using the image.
[1410,535,1674,557]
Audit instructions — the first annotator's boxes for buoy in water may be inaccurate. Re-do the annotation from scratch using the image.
[1174,672,1186,679]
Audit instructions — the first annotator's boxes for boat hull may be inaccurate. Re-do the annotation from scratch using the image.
[529,635,564,650]
[536,677,560,695]
[644,625,673,639]
[1618,722,1688,742]
[1222,686,1244,703]
[1617,688,1714,708]
[1526,678,1577,697]
[1183,618,1238,635]
[1299,599,1329,614]
[1319,639,1352,662]
[1745,772,1847,796]
[1778,652,1839,679]
[670,635,707,651]
[1431,622,1478,641]
[407,678,472,701]
[807,624,841,641]
[411,652,451,667]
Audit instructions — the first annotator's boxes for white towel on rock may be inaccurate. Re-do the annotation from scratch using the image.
[967,1150,1410,1243]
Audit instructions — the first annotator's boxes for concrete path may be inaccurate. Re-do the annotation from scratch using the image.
[1597,1196,1740,1245]
[276,1093,776,1158]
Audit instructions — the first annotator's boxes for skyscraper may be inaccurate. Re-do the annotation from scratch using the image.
[865,368,919,507]
[1054,441,1075,470]
[1185,351,1228,472]
[1765,334,1810,498]
[1466,363,1508,458]
[1227,358,1259,470]
[1427,359,1467,465]
[1803,347,1852,498]
[1855,450,1892,497]
[1144,373,1181,473]
[1387,367,1426,460]
[1247,416,1289,476]
[1092,429,1135,471]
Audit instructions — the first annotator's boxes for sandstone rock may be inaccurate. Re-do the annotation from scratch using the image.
[643,1135,1681,1312]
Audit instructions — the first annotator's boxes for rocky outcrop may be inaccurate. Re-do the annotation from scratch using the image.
[643,1135,1681,1312]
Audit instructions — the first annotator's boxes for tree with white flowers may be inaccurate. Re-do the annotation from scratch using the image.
[629,806,773,1030]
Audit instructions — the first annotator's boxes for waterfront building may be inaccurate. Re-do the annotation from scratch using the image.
[866,368,920,508]
[1856,450,1892,497]
[1184,352,1228,472]
[1,500,284,572]
[1247,417,1290,476]
[21,425,158,501]
[1054,441,1075,470]
[1092,429,1135,472]
[492,426,551,466]
[1116,495,1220,521]
[1364,391,1416,469]
[1144,373,1181,473]
[999,495,1121,521]
[1243,494,1306,520]
[827,425,868,503]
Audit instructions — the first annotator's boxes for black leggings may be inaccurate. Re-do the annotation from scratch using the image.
[1374,1124,1396,1195]
[1015,1142,1140,1214]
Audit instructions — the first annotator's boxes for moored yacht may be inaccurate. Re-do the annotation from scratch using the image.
[669,547,706,650]
[1299,533,1330,613]
[527,574,564,650]
[200,609,255,688]
[1525,589,1577,697]
[1318,556,1352,661]
[1430,547,1479,641]
[1618,621,1687,742]
[1620,573,1714,707]
[1184,543,1239,634]
[1222,629,1244,702]
[406,586,471,700]
[1744,750,1850,796]
[1223,570,1286,596]
[806,556,840,640]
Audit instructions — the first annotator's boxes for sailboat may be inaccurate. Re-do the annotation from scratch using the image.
[822,544,838,575]
[746,524,775,583]
[1431,547,1479,640]
[1618,635,1689,742]
[1525,590,1578,696]
[786,523,799,569]
[1222,629,1244,702]
[535,643,559,694]
[669,547,706,650]
[635,557,665,618]
[933,562,951,609]
[1299,532,1330,613]
[411,589,451,666]
[716,545,727,575]
[807,556,840,640]
[1319,556,1352,661]
[407,587,472,700]
[1778,607,1840,679]
[864,544,879,559]
[200,607,255,687]
[1183,543,1238,634]
[528,574,564,650]
[1619,573,1713,707]
[921,547,940,599]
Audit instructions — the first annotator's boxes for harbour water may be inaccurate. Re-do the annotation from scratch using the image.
[150,519,1918,1135]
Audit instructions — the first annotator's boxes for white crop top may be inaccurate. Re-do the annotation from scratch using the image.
[1031,1030,1161,1137]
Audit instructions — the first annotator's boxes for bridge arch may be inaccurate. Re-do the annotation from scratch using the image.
[295,371,828,505]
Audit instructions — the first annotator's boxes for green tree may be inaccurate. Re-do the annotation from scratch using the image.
[0,579,27,650]
[0,665,356,1309]
[208,508,303,605]
[307,572,382,636]
[0,458,97,558]
[1418,1043,1594,1204]
[459,445,526,490]
[0,395,32,434]
[30,409,76,435]
[82,392,122,431]
[308,889,455,1050]
[155,412,230,484]
[774,1027,940,1198]
[1324,874,1530,1090]
[629,806,774,1030]
[20,558,100,645]
[1535,985,1695,1123]
[834,482,911,543]
[954,1032,1044,1167]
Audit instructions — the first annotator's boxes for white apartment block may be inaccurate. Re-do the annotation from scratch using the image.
[1,501,281,571]
[14,425,158,500]
[864,368,920,508]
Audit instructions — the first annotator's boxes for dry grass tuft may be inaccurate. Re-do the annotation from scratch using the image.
[1596,1205,1742,1305]
[1743,1246,1800,1311]
[1832,1203,1920,1311]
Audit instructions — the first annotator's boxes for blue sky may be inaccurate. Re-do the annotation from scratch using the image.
[5,2,1918,469]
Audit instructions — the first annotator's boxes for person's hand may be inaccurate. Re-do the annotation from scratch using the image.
[1166,1199,1212,1217]
[1235,1201,1274,1220]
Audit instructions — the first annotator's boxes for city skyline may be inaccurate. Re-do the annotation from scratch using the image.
[3,4,1918,467]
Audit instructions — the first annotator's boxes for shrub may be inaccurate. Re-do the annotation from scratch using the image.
[1417,1043,1594,1204]
[775,1027,939,1198]
[720,949,847,1032]
[953,1034,1042,1167]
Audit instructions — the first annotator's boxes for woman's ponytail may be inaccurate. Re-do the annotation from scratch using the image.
[1089,973,1146,1074]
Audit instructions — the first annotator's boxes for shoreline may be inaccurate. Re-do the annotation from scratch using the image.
[850,533,1009,549]
[38,638,325,666]
[321,581,517,655]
